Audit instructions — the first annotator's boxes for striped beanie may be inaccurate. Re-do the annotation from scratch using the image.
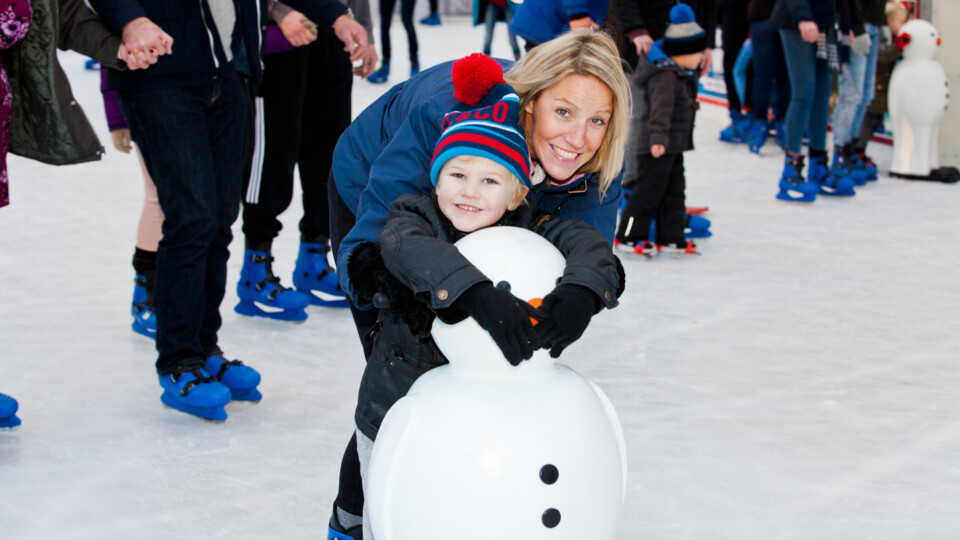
[429,83,532,187]
[663,3,707,56]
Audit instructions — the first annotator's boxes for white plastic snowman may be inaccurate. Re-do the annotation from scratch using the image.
[366,226,627,540]
[888,19,949,177]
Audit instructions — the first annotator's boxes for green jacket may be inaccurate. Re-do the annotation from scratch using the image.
[7,0,126,165]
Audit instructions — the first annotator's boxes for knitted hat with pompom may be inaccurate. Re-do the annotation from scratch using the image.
[663,4,707,56]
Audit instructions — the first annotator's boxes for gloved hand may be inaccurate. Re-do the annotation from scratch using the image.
[852,32,872,56]
[531,284,601,358]
[348,243,433,333]
[454,282,541,366]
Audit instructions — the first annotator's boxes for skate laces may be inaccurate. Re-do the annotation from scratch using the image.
[207,354,244,382]
[305,246,339,288]
[252,254,292,300]
[171,366,212,396]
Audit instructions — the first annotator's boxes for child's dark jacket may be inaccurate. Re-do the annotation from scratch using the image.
[354,193,622,441]
[634,42,699,155]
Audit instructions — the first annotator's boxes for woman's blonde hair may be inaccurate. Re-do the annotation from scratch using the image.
[504,29,631,198]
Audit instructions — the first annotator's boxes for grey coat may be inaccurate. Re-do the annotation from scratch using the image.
[633,54,699,155]
[7,0,126,165]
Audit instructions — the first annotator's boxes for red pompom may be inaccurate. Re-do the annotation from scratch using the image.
[451,53,505,106]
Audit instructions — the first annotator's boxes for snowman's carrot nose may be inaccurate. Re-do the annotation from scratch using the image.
[527,298,543,326]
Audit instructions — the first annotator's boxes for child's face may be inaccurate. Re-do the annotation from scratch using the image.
[887,4,908,34]
[435,155,525,233]
[672,51,704,70]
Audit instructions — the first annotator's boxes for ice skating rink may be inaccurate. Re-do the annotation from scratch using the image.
[2,19,959,540]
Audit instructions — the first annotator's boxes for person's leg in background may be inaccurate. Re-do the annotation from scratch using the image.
[131,148,163,339]
[420,0,441,25]
[368,0,397,83]
[399,0,420,76]
[118,75,252,421]
[805,50,855,197]
[236,49,312,322]
[292,32,353,308]
[776,28,819,202]
[718,0,751,143]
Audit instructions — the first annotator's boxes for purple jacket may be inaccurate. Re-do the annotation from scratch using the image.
[100,68,126,132]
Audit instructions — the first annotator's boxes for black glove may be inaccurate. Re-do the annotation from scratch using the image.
[454,282,541,366]
[348,243,434,334]
[531,284,601,358]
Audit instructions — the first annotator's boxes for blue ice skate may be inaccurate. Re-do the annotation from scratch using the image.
[204,350,262,402]
[746,120,769,154]
[158,367,231,422]
[236,249,309,322]
[719,112,752,144]
[809,155,855,197]
[419,12,441,25]
[0,393,21,429]
[831,150,869,186]
[684,214,712,238]
[293,242,349,308]
[367,61,389,84]
[84,59,99,70]
[131,272,157,339]
[776,155,818,203]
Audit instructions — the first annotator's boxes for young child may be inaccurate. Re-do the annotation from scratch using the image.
[340,85,624,539]
[849,1,910,173]
[615,4,707,256]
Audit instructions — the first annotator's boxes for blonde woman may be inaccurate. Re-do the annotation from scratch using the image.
[326,28,630,539]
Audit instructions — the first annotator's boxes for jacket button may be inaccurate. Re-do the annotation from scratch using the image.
[604,291,612,302]
[437,290,449,301]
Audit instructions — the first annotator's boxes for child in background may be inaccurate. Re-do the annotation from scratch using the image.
[338,85,624,539]
[850,1,909,170]
[615,4,706,256]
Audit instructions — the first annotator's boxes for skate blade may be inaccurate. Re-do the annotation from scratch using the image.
[228,387,262,403]
[299,289,350,308]
[234,300,308,322]
[131,320,157,339]
[776,191,817,203]
[0,417,22,430]
[160,393,227,422]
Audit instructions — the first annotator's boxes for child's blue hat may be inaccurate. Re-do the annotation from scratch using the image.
[430,55,533,188]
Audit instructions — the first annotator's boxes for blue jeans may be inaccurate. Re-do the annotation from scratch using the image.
[732,38,753,108]
[118,74,246,375]
[751,18,789,120]
[779,29,831,153]
[482,5,519,58]
[832,23,880,146]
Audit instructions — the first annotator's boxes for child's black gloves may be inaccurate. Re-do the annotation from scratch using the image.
[531,284,601,358]
[349,242,434,334]
[454,282,541,366]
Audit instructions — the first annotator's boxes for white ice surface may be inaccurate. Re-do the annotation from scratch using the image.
[1,18,959,540]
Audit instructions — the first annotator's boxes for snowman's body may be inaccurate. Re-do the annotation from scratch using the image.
[366,227,627,540]
[888,19,948,177]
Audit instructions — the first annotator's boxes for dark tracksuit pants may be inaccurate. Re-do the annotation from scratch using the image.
[618,153,687,245]
[241,31,353,250]
[720,0,750,113]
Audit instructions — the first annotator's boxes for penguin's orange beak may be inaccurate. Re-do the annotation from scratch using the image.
[937,37,942,46]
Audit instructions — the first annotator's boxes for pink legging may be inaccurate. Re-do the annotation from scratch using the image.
[135,146,164,252]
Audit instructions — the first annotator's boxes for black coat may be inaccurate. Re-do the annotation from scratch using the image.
[354,193,623,441]
[633,52,699,155]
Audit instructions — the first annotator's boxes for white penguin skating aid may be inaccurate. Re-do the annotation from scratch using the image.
[366,227,627,540]
[888,19,958,182]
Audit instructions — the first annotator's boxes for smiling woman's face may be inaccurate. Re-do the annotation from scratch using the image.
[525,74,613,183]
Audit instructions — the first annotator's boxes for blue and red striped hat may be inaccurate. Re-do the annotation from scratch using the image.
[429,84,532,188]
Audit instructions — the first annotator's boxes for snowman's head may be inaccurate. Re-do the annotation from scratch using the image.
[898,19,941,61]
[430,227,566,373]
